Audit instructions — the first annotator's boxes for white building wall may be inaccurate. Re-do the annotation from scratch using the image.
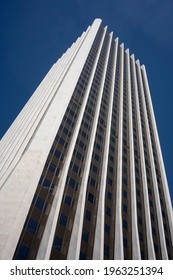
[0,18,102,259]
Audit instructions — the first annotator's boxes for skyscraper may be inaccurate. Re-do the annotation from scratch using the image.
[0,18,172,260]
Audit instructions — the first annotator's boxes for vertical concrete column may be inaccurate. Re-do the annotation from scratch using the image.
[141,65,173,245]
[125,49,141,259]
[136,61,168,259]
[93,37,118,259]
[131,55,155,259]
[114,43,124,260]
[67,28,113,260]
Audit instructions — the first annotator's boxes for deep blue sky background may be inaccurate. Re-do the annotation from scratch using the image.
[0,0,173,203]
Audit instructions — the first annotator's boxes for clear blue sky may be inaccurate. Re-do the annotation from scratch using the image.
[0,0,173,202]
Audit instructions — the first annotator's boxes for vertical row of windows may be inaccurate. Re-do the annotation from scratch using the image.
[13,99,79,260]
[130,58,148,259]
[122,53,132,259]
[80,37,114,260]
[141,71,173,259]
[104,45,121,259]
[135,65,162,259]
[50,29,110,260]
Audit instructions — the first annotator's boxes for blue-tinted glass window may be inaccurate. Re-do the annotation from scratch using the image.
[136,177,140,185]
[16,245,29,260]
[141,250,145,259]
[42,178,50,188]
[80,252,86,260]
[84,122,88,129]
[104,244,109,257]
[123,190,127,198]
[148,188,152,195]
[70,110,75,117]
[123,219,127,229]
[54,150,61,159]
[59,213,67,227]
[90,177,96,187]
[123,166,127,173]
[108,178,113,186]
[109,166,113,173]
[154,243,158,252]
[123,177,127,185]
[63,127,68,135]
[94,154,100,161]
[149,200,153,207]
[56,168,60,176]
[97,134,103,142]
[123,204,127,212]
[85,209,91,221]
[26,218,38,234]
[106,207,111,216]
[69,178,75,189]
[76,152,82,160]
[53,235,62,251]
[105,223,110,233]
[138,216,142,225]
[136,189,140,196]
[139,232,143,241]
[82,230,89,242]
[35,196,45,211]
[107,191,112,200]
[96,143,101,150]
[92,165,98,174]
[123,156,127,163]
[162,210,166,217]
[111,145,115,152]
[59,138,65,146]
[79,141,84,148]
[64,195,72,206]
[137,201,141,210]
[123,238,127,248]
[73,164,79,173]
[109,155,114,162]
[82,131,87,138]
[49,164,56,173]
[88,192,94,203]
[152,227,156,235]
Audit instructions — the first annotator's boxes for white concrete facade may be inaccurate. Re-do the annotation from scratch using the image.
[0,18,172,260]
[0,19,102,259]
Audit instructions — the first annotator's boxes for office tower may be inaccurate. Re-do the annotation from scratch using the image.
[0,18,173,260]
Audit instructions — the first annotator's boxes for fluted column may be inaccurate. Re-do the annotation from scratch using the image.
[130,55,155,259]
[67,28,113,260]
[93,37,118,259]
[125,49,141,259]
[141,65,173,245]
[136,61,168,259]
[114,43,124,260]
